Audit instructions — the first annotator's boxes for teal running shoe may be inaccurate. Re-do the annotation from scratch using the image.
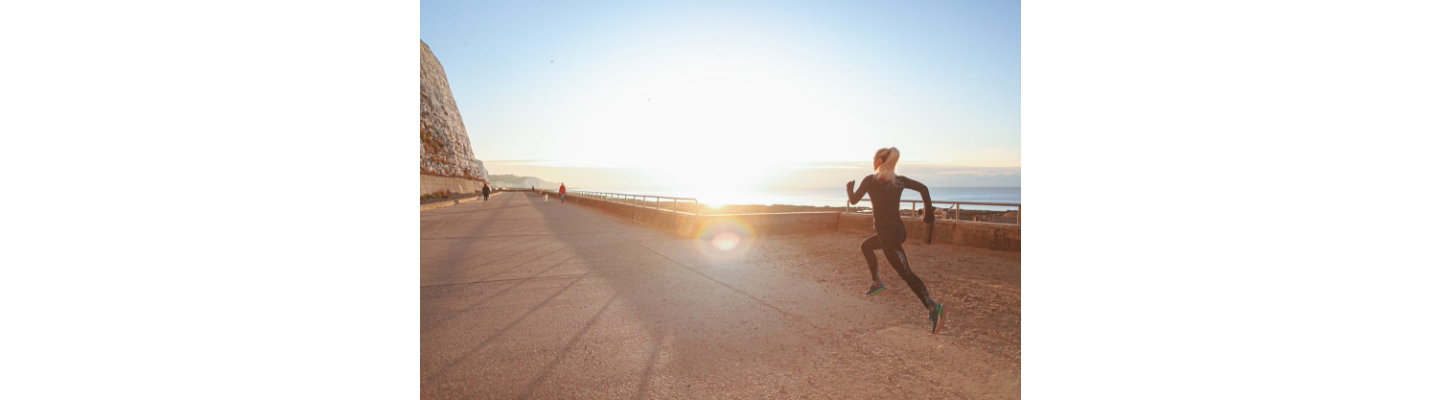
[865,281,887,296]
[929,303,946,334]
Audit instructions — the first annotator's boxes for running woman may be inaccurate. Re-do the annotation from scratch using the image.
[847,147,946,334]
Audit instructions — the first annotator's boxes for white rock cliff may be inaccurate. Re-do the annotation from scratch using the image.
[421,40,486,180]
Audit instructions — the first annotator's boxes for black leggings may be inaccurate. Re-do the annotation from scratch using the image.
[861,224,934,309]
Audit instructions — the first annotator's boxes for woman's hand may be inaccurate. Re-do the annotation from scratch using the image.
[923,206,936,223]
[846,180,856,192]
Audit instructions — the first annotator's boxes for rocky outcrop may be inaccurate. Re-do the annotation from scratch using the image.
[421,40,486,180]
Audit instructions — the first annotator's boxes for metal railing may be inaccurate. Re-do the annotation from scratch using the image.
[847,199,1021,226]
[539,187,1017,225]
[547,190,703,215]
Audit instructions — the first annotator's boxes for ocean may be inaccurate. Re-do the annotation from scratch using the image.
[591,187,1020,211]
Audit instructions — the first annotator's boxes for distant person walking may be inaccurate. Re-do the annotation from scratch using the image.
[481,184,490,202]
[846,147,946,334]
[559,183,567,203]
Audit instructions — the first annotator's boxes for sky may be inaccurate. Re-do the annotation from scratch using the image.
[421,0,1019,191]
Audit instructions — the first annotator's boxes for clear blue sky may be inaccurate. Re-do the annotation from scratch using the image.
[421,0,1019,189]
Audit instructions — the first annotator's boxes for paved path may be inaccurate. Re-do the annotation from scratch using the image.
[421,192,1020,399]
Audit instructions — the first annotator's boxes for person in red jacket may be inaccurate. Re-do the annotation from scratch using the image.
[559,183,566,203]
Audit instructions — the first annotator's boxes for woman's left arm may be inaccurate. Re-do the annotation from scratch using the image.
[902,177,935,222]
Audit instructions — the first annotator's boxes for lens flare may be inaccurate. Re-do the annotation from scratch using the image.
[711,232,740,250]
[694,217,756,261]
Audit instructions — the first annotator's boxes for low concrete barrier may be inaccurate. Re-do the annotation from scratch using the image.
[420,201,453,211]
[838,213,1020,252]
[556,191,1019,252]
[418,194,485,212]
[562,193,838,239]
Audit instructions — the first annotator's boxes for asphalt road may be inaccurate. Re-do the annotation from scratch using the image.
[421,192,1020,399]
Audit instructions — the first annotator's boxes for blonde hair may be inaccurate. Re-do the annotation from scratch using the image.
[874,147,900,187]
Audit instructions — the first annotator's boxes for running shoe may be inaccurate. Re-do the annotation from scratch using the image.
[929,302,946,334]
[865,281,887,296]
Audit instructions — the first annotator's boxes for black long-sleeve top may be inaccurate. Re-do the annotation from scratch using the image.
[848,174,934,227]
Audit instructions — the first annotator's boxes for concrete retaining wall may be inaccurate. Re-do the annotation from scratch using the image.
[838,213,1020,252]
[421,174,488,195]
[558,191,1019,252]
[565,195,701,237]
[562,194,838,239]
